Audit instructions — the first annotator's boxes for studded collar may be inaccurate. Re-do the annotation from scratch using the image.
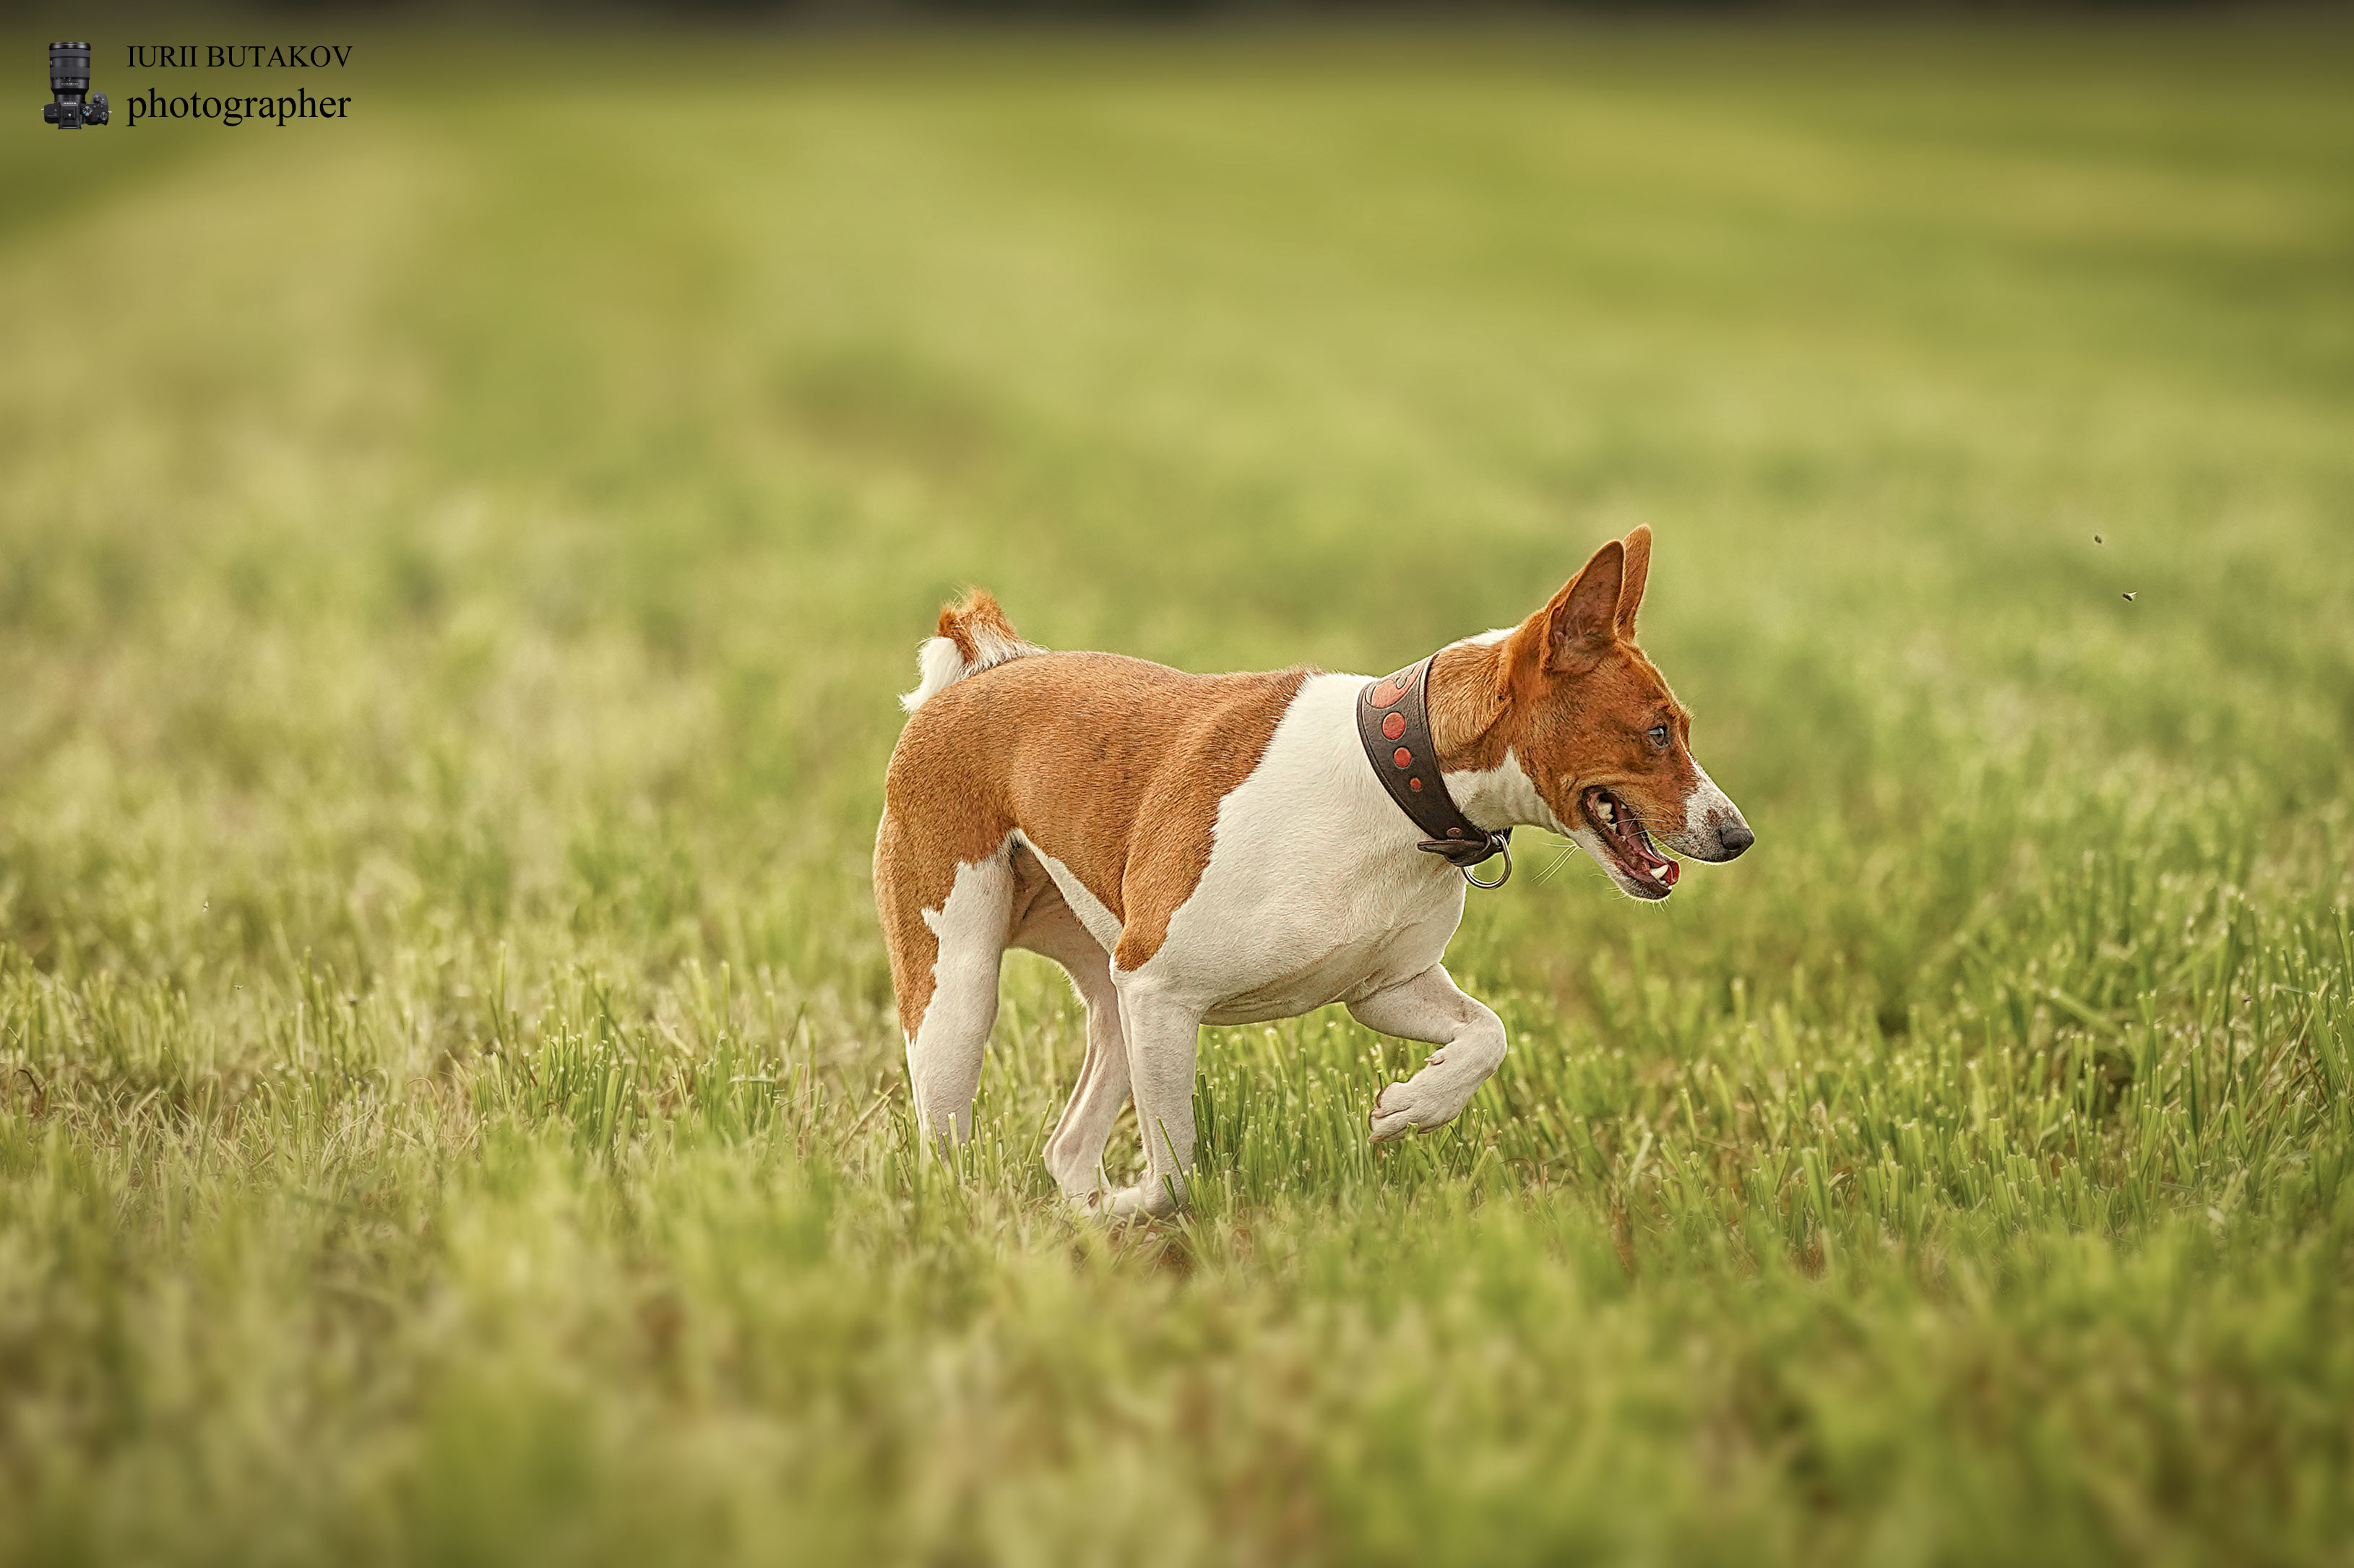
[1354,654,1512,887]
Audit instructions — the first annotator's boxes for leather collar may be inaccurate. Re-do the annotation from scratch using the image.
[1355,654,1512,887]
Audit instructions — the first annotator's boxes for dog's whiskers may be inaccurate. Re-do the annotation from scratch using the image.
[1535,838,1579,883]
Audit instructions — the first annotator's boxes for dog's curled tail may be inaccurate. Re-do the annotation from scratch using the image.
[901,589,1044,712]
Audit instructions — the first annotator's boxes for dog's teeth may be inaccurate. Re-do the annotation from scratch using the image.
[1599,801,1615,822]
[1650,865,1669,881]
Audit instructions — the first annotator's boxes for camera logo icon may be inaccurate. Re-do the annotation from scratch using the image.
[44,41,109,129]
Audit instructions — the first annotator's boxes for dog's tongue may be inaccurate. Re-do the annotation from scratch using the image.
[1615,813,1678,888]
[1592,788,1681,890]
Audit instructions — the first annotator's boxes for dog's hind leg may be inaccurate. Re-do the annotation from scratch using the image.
[1007,856,1129,1204]
[876,813,1014,1148]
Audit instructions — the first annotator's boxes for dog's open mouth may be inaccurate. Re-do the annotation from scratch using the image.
[1582,787,1680,897]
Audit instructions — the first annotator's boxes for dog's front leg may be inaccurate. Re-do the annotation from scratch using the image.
[1102,980,1202,1219]
[1350,965,1509,1142]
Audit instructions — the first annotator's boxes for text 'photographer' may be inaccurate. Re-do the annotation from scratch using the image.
[124,91,350,127]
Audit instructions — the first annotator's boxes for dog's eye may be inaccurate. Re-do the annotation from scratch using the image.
[1647,725,1670,749]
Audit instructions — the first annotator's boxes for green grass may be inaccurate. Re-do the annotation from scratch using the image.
[4,20,2354,1565]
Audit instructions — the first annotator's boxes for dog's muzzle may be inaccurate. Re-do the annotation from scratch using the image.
[1659,770,1751,863]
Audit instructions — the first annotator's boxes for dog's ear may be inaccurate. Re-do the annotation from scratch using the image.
[1616,525,1651,639]
[1545,538,1625,674]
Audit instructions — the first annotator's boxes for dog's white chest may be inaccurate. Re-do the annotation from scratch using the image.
[1141,675,1470,1021]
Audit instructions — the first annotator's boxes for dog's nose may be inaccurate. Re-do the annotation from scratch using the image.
[1717,819,1754,859]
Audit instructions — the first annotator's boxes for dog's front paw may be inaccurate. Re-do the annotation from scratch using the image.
[1099,1176,1186,1222]
[1368,1076,1467,1143]
[1368,1080,1426,1142]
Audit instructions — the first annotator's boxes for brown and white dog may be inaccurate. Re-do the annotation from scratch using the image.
[874,526,1751,1217]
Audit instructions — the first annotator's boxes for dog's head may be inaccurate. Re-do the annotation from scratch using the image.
[1464,526,1751,900]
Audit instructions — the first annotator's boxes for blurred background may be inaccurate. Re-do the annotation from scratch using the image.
[9,6,2347,998]
[3,7,2352,1564]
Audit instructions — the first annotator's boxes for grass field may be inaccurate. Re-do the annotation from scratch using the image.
[4,20,2353,1565]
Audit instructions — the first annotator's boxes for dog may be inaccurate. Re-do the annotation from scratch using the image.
[874,526,1751,1217]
